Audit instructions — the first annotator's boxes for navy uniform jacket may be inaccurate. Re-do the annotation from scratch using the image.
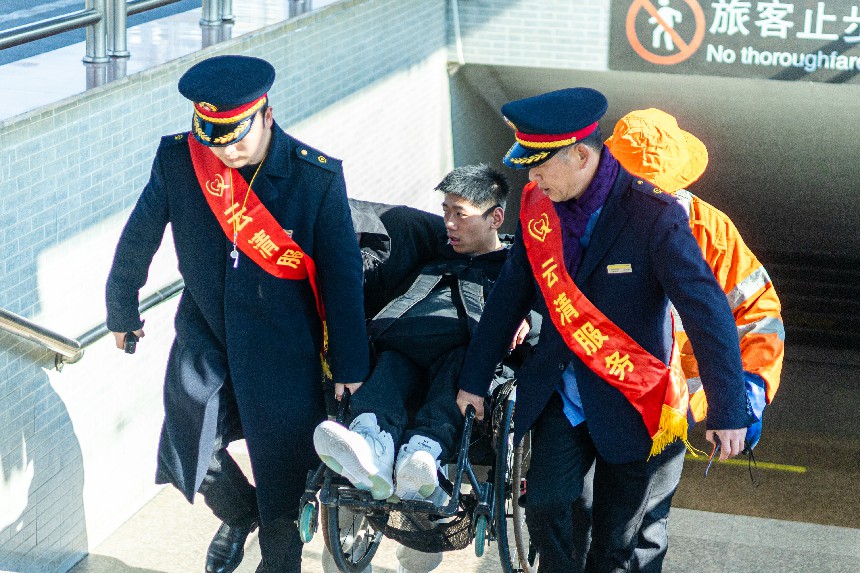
[106,123,369,524]
[458,167,750,464]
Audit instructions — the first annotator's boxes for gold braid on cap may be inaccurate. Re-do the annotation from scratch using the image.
[193,115,252,145]
[508,150,551,165]
[212,118,252,145]
[514,134,578,149]
[194,95,268,125]
[193,115,211,143]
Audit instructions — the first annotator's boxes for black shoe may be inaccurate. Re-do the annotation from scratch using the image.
[205,520,258,573]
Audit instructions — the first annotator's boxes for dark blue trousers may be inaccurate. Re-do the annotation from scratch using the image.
[349,347,467,461]
[525,392,686,573]
[198,383,302,572]
[570,448,685,573]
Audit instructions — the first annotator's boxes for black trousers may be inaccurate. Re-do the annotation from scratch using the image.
[525,393,686,573]
[349,346,467,461]
[197,383,302,572]
[570,437,687,573]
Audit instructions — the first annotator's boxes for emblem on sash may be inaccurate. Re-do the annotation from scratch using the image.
[205,173,229,197]
[528,212,552,242]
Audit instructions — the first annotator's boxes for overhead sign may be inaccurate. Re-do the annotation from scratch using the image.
[609,0,860,83]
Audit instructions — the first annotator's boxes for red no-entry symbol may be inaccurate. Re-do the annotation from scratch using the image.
[625,0,706,65]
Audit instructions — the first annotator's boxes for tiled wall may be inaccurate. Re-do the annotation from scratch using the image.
[0,0,450,570]
[446,0,610,70]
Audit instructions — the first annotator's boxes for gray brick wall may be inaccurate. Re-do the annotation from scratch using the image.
[447,0,610,70]
[0,0,449,570]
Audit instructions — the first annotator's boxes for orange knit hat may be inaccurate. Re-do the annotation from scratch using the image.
[605,108,708,194]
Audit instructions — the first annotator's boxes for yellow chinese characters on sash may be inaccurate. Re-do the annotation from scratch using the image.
[520,182,688,457]
[187,136,331,378]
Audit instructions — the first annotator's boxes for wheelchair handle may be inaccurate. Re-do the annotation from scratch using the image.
[464,403,476,424]
[335,388,352,423]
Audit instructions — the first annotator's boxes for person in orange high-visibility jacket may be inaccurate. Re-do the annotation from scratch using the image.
[571,107,783,573]
[606,108,783,432]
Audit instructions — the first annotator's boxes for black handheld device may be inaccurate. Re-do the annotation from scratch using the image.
[124,332,138,354]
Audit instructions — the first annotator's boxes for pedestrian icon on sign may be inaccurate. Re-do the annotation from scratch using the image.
[649,0,683,50]
[624,0,706,66]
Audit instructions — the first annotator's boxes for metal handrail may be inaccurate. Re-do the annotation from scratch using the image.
[0,0,229,64]
[0,309,83,362]
[109,0,189,57]
[0,7,101,51]
[0,279,184,370]
[2,1,313,66]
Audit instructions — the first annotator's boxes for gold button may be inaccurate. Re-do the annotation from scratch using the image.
[301,149,308,156]
[318,155,327,163]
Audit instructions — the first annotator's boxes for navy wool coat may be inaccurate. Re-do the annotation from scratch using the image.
[458,167,751,464]
[106,123,369,524]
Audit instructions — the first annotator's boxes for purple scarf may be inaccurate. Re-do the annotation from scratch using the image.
[552,145,619,275]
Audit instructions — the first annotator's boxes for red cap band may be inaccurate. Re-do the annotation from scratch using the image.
[515,122,599,149]
[194,94,268,123]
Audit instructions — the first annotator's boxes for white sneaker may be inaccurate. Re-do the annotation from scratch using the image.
[313,413,395,500]
[395,435,442,501]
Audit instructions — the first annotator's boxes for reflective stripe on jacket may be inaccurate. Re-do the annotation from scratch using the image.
[672,190,784,422]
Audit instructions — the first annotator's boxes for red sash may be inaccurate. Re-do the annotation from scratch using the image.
[520,182,688,456]
[188,136,331,377]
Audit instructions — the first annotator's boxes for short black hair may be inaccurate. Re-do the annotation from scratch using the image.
[434,164,510,210]
[557,125,603,160]
[576,124,603,151]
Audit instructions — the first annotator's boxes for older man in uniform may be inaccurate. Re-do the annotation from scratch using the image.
[106,55,368,573]
[456,88,753,572]
[564,108,786,572]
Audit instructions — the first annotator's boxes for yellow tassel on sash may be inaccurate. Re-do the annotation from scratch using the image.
[649,404,690,458]
[320,320,332,380]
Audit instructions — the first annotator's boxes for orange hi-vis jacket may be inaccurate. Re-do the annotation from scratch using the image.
[672,189,784,422]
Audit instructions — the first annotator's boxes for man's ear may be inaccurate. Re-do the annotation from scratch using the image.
[264,106,274,127]
[572,143,589,165]
[490,206,504,229]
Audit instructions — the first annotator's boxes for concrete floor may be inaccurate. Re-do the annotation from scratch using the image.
[67,464,860,573]
[69,345,860,573]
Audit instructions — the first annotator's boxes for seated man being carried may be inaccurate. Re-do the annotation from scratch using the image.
[314,164,530,502]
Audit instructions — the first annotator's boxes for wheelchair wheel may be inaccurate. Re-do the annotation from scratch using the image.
[494,396,539,573]
[474,514,488,557]
[299,501,317,543]
[321,503,384,573]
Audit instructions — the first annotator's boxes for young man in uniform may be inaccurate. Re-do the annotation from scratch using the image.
[456,88,753,572]
[106,55,368,573]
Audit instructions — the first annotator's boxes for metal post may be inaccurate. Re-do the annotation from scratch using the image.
[84,0,109,63]
[108,56,128,82]
[85,61,107,88]
[200,0,220,26]
[201,24,220,48]
[220,0,234,23]
[219,19,234,42]
[289,0,309,18]
[108,0,130,57]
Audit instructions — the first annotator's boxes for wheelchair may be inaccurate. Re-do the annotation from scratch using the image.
[298,376,539,573]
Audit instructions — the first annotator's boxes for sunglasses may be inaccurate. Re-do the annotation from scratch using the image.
[703,436,761,486]
[704,439,720,477]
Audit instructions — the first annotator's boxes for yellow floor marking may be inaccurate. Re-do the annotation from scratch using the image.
[685,455,807,473]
